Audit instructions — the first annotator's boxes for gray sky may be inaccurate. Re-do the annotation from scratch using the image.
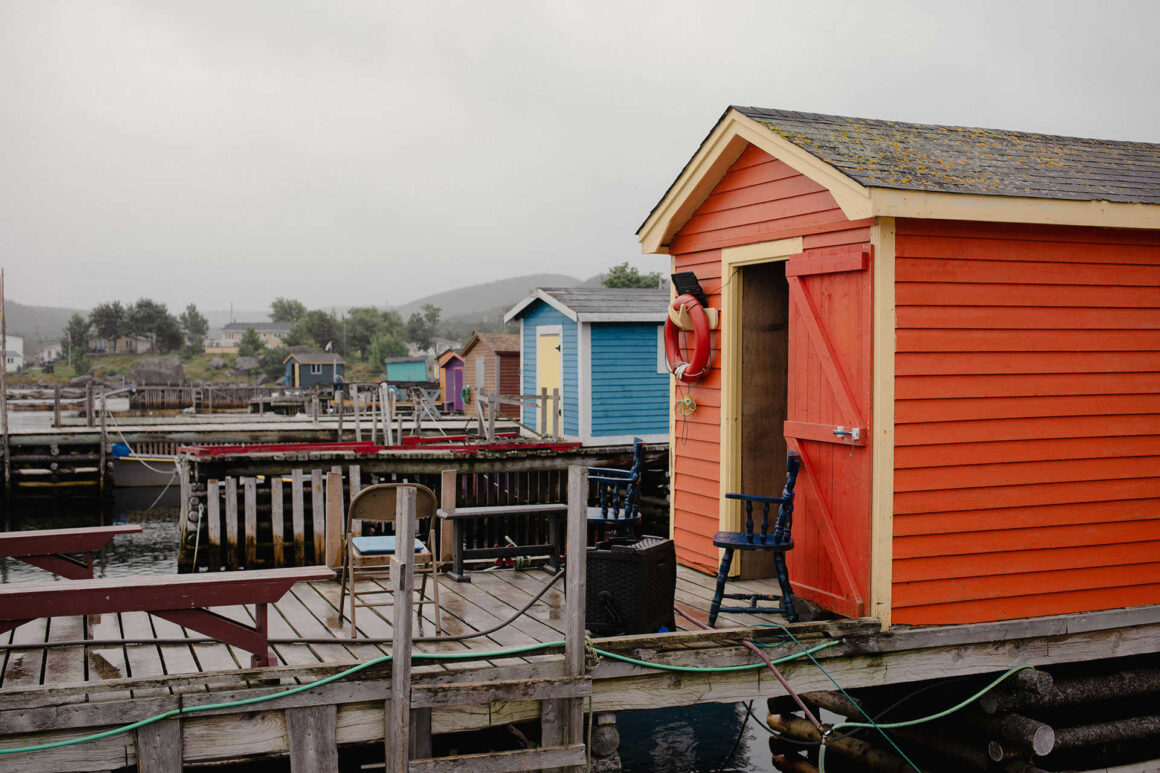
[2,0,1158,312]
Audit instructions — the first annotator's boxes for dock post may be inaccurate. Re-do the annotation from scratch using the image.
[271,476,284,567]
[207,386,214,414]
[439,469,456,563]
[311,390,320,422]
[207,479,222,570]
[311,469,325,563]
[86,381,94,427]
[487,391,497,443]
[325,470,344,569]
[352,384,362,442]
[225,477,239,569]
[552,388,561,440]
[385,486,417,773]
[544,464,588,770]
[336,389,344,442]
[540,387,549,437]
[286,705,339,773]
[53,382,61,428]
[98,394,108,497]
[135,717,183,771]
[178,456,193,570]
[244,477,257,567]
[291,469,306,565]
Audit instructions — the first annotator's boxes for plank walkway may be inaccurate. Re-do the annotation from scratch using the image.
[0,565,785,694]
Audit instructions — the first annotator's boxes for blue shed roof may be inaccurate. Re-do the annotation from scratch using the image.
[504,287,668,324]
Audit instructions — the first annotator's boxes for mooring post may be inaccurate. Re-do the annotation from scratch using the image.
[539,386,548,436]
[98,396,108,497]
[311,390,320,423]
[244,477,257,567]
[270,476,284,567]
[324,470,344,569]
[352,384,362,442]
[84,381,94,427]
[53,382,61,428]
[552,388,561,440]
[487,390,497,443]
[335,389,344,442]
[385,486,417,773]
[439,468,456,563]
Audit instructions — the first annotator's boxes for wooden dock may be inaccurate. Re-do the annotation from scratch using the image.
[2,559,1159,771]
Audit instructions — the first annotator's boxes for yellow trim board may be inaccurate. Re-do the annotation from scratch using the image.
[869,218,896,630]
[638,109,1160,255]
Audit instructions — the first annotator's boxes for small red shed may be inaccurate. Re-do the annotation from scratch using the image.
[639,107,1160,626]
[461,332,521,419]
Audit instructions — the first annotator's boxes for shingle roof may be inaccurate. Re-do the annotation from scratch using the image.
[505,287,669,323]
[285,350,345,365]
[732,106,1160,203]
[482,333,519,353]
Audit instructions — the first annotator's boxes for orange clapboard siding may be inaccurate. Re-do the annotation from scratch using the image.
[895,499,1160,537]
[897,330,1160,354]
[893,219,1160,625]
[896,351,1160,374]
[895,563,1160,608]
[898,584,1160,625]
[895,414,1160,446]
[895,435,1160,469]
[898,543,1160,586]
[897,372,1160,399]
[896,520,1160,560]
[668,143,865,592]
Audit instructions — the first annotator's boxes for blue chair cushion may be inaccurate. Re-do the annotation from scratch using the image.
[352,535,426,555]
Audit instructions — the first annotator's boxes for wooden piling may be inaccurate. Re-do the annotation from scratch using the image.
[386,486,417,773]
[86,381,94,428]
[292,469,306,565]
[135,717,182,772]
[286,704,338,773]
[440,469,456,563]
[552,388,560,440]
[325,471,343,569]
[244,477,257,566]
[311,469,325,564]
[352,385,361,442]
[225,477,239,569]
[53,383,61,429]
[540,387,548,436]
[207,479,221,569]
[335,389,344,442]
[271,476,285,567]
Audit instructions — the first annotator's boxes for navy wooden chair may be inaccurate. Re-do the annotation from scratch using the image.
[587,438,646,541]
[708,451,802,627]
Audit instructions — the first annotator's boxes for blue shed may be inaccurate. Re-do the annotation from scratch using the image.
[284,350,346,388]
[384,357,429,383]
[504,287,669,445]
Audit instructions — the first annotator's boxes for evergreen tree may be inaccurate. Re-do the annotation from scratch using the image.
[602,262,663,289]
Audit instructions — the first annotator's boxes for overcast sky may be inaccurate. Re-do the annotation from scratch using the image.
[2,0,1157,312]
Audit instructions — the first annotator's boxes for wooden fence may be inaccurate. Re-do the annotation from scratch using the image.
[178,464,573,572]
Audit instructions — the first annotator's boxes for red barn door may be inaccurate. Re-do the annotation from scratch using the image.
[784,245,873,618]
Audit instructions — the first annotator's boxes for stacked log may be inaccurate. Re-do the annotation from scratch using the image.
[766,663,1160,772]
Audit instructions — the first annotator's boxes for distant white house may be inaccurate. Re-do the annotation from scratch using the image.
[206,322,292,354]
[4,334,23,372]
[35,342,63,364]
[407,337,460,358]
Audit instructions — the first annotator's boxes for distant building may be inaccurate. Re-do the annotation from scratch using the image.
[90,335,153,355]
[505,287,669,443]
[34,342,63,365]
[383,357,429,383]
[460,332,520,418]
[4,335,23,372]
[283,349,345,388]
[407,337,460,358]
[437,349,465,412]
[206,322,293,354]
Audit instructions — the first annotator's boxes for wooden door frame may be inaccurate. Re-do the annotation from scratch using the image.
[718,230,895,626]
[718,237,802,569]
[535,325,565,434]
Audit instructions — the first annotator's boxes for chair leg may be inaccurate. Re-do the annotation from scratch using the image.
[774,552,797,623]
[347,559,357,638]
[708,548,735,629]
[432,562,443,635]
[337,549,349,624]
[417,569,429,634]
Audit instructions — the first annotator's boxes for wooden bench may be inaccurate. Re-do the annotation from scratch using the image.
[0,525,142,579]
[0,566,334,667]
[436,504,567,582]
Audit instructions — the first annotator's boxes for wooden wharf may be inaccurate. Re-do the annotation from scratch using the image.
[1,562,1158,771]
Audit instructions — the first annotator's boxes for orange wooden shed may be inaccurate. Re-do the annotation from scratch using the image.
[639,107,1160,627]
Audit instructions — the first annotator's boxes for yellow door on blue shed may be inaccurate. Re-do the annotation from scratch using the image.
[536,333,562,434]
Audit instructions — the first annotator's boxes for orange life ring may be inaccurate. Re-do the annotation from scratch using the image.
[664,294,712,383]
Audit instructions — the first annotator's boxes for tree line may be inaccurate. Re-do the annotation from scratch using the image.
[61,300,208,358]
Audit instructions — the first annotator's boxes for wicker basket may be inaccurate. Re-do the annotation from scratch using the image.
[585,536,676,636]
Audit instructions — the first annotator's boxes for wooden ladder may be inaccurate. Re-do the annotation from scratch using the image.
[386,467,591,773]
